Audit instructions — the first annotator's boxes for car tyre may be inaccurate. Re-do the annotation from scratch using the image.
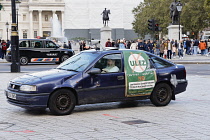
[49,89,76,115]
[20,56,29,65]
[150,83,172,106]
[60,55,69,63]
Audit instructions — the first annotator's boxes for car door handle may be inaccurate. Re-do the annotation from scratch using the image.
[117,76,124,80]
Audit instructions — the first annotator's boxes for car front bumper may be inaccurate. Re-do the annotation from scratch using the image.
[5,89,50,109]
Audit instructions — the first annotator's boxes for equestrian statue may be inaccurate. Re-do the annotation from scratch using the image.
[101,8,111,26]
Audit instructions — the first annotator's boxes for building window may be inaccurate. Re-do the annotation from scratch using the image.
[23,32,27,39]
[34,15,37,21]
[34,31,37,38]
[23,14,26,21]
[45,15,48,21]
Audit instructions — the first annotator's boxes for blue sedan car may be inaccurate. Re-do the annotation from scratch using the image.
[5,50,187,115]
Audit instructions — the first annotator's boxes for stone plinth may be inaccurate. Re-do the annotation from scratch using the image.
[100,26,112,49]
[167,25,183,41]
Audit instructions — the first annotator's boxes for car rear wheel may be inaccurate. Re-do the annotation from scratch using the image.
[150,83,172,106]
[48,89,76,115]
[20,56,29,65]
[60,55,69,63]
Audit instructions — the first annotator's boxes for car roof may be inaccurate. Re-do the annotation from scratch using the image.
[19,39,52,41]
[81,49,146,55]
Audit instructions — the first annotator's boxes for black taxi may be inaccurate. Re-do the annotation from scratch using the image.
[5,49,187,115]
[6,39,74,65]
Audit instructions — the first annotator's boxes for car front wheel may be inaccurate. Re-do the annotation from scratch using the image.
[48,89,76,115]
[20,56,29,65]
[150,83,172,106]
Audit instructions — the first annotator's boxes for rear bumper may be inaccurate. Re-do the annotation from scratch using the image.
[174,79,188,94]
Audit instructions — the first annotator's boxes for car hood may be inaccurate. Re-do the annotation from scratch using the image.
[11,69,78,84]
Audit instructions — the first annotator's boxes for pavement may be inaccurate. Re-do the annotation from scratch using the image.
[1,53,210,139]
[1,53,210,64]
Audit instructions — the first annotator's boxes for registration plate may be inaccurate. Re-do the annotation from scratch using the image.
[7,92,16,100]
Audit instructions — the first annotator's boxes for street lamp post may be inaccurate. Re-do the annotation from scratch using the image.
[5,22,9,41]
[176,1,183,41]
[15,0,21,31]
[10,0,20,72]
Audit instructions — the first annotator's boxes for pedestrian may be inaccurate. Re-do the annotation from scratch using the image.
[185,38,191,55]
[130,40,137,50]
[193,38,199,55]
[137,39,144,50]
[68,40,72,49]
[119,40,126,49]
[178,40,184,59]
[126,40,131,49]
[112,40,115,47]
[155,40,160,56]
[63,42,68,49]
[148,40,154,54]
[144,41,149,52]
[167,39,172,59]
[199,40,206,55]
[6,40,11,48]
[159,40,165,58]
[172,42,176,58]
[205,40,208,55]
[115,39,120,48]
[207,39,210,56]
[0,39,2,59]
[1,40,7,59]
[105,38,112,47]
[79,40,85,51]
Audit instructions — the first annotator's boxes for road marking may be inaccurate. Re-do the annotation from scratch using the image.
[103,114,119,118]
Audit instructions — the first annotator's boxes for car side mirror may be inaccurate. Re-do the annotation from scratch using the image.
[88,68,101,74]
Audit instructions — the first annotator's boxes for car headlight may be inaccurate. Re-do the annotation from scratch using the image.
[20,85,37,91]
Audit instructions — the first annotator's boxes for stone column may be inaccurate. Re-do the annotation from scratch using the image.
[38,10,42,37]
[29,10,33,38]
[61,11,64,36]
[52,10,56,36]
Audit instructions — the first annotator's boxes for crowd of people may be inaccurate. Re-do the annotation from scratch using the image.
[100,38,210,59]
[0,39,10,60]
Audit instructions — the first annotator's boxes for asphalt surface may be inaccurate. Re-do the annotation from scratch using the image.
[0,54,210,139]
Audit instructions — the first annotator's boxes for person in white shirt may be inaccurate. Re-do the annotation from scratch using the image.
[130,40,137,50]
[102,59,119,73]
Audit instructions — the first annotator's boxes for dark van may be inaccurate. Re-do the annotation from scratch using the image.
[6,39,74,65]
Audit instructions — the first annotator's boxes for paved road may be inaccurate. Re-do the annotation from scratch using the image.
[0,66,210,139]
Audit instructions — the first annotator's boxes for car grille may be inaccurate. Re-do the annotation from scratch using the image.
[9,83,21,91]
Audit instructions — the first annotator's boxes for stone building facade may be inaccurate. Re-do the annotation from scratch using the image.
[0,0,143,40]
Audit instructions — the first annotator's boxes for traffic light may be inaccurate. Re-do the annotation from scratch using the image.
[154,23,159,31]
[148,19,155,31]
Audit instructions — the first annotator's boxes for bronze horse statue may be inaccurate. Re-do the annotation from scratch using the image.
[101,8,111,26]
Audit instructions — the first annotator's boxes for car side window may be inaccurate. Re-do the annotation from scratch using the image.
[149,55,174,69]
[19,41,29,48]
[94,54,122,73]
[46,41,57,48]
[31,41,43,48]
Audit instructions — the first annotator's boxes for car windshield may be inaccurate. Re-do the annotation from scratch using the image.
[56,52,100,72]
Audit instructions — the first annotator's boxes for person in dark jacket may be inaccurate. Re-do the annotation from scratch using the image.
[185,38,191,55]
[137,39,145,50]
[193,38,199,55]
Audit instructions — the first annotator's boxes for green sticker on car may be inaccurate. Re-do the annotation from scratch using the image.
[123,51,157,97]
